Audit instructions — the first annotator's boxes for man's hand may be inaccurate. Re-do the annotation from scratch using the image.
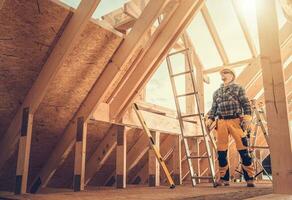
[206,118,214,131]
[241,115,252,132]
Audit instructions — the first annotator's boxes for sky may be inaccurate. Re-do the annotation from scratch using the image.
[60,0,289,114]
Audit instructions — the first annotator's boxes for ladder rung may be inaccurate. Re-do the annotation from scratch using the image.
[250,146,269,149]
[191,176,213,180]
[183,135,205,138]
[171,70,192,78]
[181,113,203,118]
[168,48,189,57]
[176,92,197,98]
[187,155,210,159]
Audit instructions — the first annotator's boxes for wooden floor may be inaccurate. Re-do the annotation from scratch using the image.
[0,182,276,200]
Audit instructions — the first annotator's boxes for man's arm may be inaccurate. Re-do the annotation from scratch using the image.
[208,91,218,120]
[238,86,252,115]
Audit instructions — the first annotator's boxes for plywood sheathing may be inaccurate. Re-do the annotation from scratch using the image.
[0,0,72,139]
[0,0,73,191]
[0,0,123,191]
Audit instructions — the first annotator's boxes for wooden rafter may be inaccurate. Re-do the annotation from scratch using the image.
[231,0,257,58]
[29,0,170,192]
[201,5,229,65]
[0,0,101,175]
[203,57,258,74]
[256,0,292,194]
[109,0,205,121]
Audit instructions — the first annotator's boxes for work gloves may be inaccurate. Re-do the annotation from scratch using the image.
[240,115,252,132]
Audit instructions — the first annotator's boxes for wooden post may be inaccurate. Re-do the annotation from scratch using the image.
[256,0,292,194]
[173,135,182,185]
[116,125,126,188]
[148,131,160,187]
[73,117,87,192]
[15,107,33,194]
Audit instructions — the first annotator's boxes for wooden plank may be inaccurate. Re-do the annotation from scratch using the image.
[231,0,257,57]
[172,135,182,185]
[0,0,4,9]
[109,0,205,121]
[84,125,117,185]
[203,58,257,74]
[256,0,292,194]
[116,126,126,188]
[0,0,101,174]
[15,107,33,194]
[73,117,87,192]
[148,131,160,187]
[201,5,229,64]
[29,0,169,192]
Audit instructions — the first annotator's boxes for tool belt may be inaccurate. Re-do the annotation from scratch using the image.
[218,114,240,120]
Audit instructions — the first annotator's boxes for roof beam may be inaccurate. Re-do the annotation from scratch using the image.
[203,57,258,74]
[29,0,170,192]
[201,5,229,64]
[256,0,292,194]
[231,0,258,58]
[0,0,101,173]
[109,0,205,121]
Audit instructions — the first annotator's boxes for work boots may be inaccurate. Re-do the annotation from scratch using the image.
[215,179,230,186]
[246,180,256,187]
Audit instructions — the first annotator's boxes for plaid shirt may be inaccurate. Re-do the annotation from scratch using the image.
[208,83,251,120]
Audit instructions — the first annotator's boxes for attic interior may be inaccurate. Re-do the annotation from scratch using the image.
[0,0,291,199]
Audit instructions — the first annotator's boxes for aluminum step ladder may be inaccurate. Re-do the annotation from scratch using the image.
[165,33,216,187]
[235,100,271,181]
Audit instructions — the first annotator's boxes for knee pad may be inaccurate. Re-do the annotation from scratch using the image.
[238,149,252,166]
[241,137,249,147]
[218,150,228,167]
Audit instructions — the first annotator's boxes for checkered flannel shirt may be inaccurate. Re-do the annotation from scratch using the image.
[208,83,251,120]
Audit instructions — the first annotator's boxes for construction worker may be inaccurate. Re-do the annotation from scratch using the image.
[206,67,255,187]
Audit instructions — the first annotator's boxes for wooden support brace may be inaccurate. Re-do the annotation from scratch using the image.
[148,131,160,187]
[73,117,87,192]
[256,0,292,194]
[15,107,33,194]
[172,135,182,185]
[116,126,127,188]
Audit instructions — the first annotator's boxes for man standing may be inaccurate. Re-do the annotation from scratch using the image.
[206,67,255,187]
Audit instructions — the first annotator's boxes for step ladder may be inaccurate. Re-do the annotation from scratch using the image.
[165,33,216,187]
[133,103,176,189]
[235,100,271,181]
